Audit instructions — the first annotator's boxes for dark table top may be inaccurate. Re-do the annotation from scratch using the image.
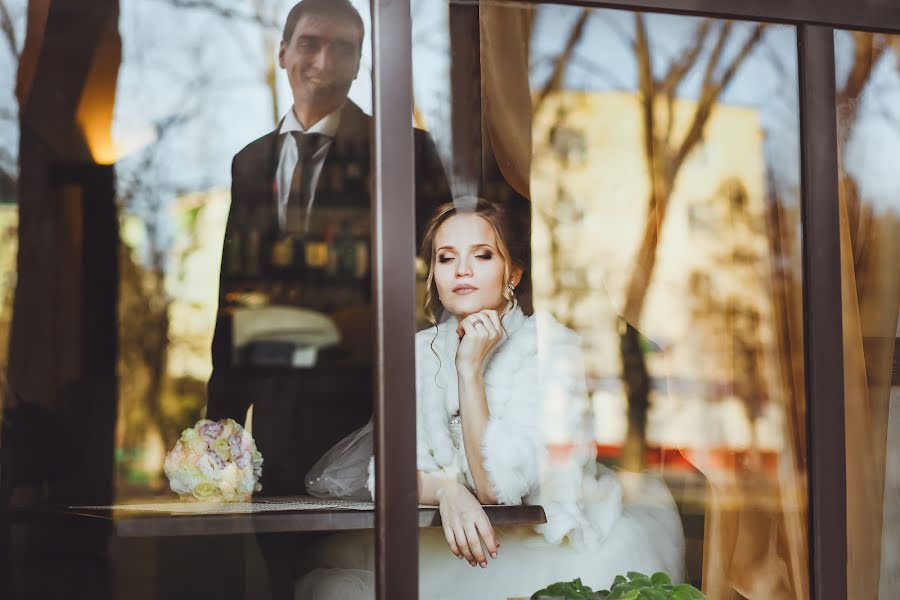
[10,495,547,538]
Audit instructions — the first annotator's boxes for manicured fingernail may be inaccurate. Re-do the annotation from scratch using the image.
[480,562,487,568]
[491,552,497,559]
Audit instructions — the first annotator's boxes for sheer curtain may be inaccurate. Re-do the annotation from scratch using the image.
[835,32,900,600]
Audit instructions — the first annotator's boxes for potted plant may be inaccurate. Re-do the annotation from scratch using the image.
[527,571,706,600]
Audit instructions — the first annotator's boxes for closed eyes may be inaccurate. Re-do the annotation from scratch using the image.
[437,252,492,264]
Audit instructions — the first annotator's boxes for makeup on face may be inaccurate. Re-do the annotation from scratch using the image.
[432,214,507,320]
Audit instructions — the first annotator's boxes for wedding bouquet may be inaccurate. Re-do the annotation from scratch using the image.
[164,419,263,502]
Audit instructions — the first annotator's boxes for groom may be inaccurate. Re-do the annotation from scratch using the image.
[206,0,451,500]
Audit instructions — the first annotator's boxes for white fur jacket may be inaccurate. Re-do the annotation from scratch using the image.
[368,306,624,549]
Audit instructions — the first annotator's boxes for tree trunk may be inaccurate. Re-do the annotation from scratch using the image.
[619,183,669,471]
[619,319,650,473]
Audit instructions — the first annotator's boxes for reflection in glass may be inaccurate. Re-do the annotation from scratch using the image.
[408,3,806,599]
[2,0,451,598]
[834,30,900,600]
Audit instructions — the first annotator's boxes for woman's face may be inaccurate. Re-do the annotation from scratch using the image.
[432,213,509,320]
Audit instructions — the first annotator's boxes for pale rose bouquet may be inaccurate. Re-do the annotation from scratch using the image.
[164,419,263,502]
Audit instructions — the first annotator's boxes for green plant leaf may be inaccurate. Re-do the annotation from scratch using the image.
[606,589,625,600]
[532,572,703,600]
[640,589,667,600]
[530,578,598,600]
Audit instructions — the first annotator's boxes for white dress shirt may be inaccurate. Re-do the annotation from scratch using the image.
[275,106,342,230]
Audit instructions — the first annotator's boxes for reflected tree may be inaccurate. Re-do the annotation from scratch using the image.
[836,32,899,276]
[686,178,769,421]
[0,0,19,189]
[165,0,283,128]
[530,12,767,470]
[619,17,766,471]
[0,0,22,376]
[114,102,208,481]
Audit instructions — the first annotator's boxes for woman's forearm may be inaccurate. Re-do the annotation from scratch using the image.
[418,470,464,505]
[457,372,498,504]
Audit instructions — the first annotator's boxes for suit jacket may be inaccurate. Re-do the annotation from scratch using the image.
[207,101,451,495]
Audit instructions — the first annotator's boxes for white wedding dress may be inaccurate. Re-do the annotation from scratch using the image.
[297,308,684,600]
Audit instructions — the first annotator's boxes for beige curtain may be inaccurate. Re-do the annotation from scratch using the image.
[700,155,900,600]
[479,3,533,199]
[840,185,900,599]
[699,189,809,600]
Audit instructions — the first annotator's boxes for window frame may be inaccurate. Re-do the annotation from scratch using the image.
[369,1,899,599]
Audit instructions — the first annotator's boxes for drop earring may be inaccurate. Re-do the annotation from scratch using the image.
[506,282,518,312]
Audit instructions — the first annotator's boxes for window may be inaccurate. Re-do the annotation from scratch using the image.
[2,2,899,600]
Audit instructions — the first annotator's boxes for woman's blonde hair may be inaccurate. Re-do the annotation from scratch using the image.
[419,198,525,324]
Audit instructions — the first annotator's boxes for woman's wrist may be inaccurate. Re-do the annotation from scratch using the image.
[435,479,462,502]
[455,362,483,383]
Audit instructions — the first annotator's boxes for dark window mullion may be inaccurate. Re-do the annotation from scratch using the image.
[797,24,847,600]
[370,0,419,599]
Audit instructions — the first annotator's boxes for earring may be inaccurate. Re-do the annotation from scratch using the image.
[507,283,515,295]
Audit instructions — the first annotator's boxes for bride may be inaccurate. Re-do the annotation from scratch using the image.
[297,198,684,599]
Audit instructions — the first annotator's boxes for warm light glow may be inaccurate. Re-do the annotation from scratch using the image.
[75,10,121,164]
[79,114,158,165]
[78,107,118,165]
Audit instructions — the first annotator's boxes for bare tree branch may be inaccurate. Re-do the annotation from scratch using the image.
[595,10,634,50]
[836,32,890,147]
[757,37,799,123]
[664,90,676,148]
[634,13,656,176]
[624,21,767,325]
[533,8,592,112]
[162,0,278,29]
[0,0,18,61]
[841,32,889,101]
[569,52,628,89]
[716,24,767,94]
[700,20,733,92]
[673,23,766,173]
[659,19,712,95]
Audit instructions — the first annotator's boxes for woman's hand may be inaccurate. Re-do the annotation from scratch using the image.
[437,481,499,568]
[455,309,504,378]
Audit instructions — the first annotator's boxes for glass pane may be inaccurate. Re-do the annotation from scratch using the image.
[403,3,807,599]
[3,1,379,598]
[834,29,900,600]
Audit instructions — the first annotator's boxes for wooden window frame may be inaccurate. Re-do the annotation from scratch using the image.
[369,1,899,599]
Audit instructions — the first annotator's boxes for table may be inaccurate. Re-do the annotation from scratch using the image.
[9,496,547,599]
[15,495,547,537]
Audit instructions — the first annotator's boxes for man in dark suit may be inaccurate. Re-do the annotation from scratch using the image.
[207,0,451,500]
